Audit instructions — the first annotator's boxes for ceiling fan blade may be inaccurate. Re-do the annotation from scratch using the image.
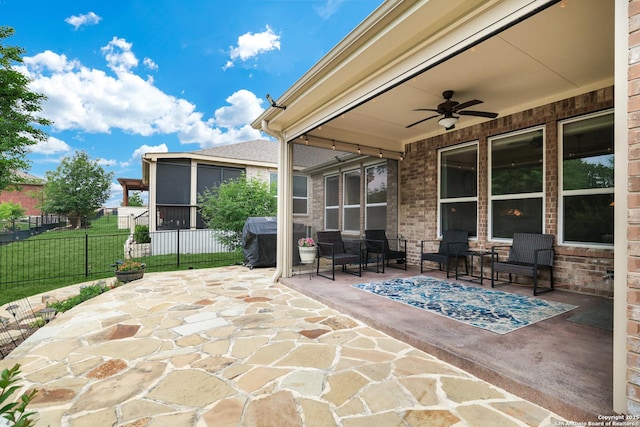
[406,115,439,128]
[458,110,498,118]
[413,108,439,112]
[452,99,482,112]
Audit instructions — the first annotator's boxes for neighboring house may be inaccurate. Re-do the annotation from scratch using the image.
[141,139,338,232]
[250,0,635,414]
[0,171,45,216]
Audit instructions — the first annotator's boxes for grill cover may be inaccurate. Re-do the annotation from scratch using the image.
[242,217,307,268]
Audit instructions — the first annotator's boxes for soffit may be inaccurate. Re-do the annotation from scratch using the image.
[253,0,613,155]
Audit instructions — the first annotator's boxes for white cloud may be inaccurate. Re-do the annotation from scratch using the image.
[143,57,158,70]
[106,181,123,207]
[29,136,71,155]
[20,41,265,148]
[119,143,169,168]
[314,0,344,19]
[65,12,102,30]
[132,143,168,159]
[102,37,138,73]
[97,158,117,167]
[225,25,280,69]
[23,51,79,73]
[214,90,264,128]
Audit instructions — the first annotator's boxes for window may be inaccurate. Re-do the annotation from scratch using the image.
[559,111,614,245]
[325,175,339,230]
[196,164,243,228]
[197,165,243,195]
[293,176,308,215]
[157,206,190,230]
[156,159,192,230]
[489,128,544,239]
[343,170,360,232]
[365,164,387,230]
[270,173,309,215]
[156,159,191,205]
[439,143,477,237]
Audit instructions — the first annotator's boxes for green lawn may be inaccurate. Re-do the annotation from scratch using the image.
[0,216,243,306]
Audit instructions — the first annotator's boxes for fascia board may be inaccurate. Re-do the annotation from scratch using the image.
[254,0,555,142]
[142,152,277,169]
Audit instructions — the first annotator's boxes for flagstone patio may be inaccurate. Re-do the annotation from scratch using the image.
[0,266,574,426]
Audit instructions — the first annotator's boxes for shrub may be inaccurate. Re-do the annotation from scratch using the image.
[48,283,112,313]
[133,225,150,243]
[0,364,38,426]
[199,173,277,252]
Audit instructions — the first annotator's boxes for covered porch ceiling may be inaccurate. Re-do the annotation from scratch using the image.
[252,0,613,156]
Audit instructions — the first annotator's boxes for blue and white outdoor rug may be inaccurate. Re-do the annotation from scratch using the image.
[352,276,578,334]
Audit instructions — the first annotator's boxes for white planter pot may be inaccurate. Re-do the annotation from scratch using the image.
[298,246,317,264]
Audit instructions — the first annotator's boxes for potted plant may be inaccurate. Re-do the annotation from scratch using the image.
[112,259,146,283]
[298,237,317,264]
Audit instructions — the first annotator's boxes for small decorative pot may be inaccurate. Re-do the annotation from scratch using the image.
[115,269,145,283]
[298,246,317,264]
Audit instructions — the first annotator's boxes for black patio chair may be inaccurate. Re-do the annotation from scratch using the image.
[316,231,362,280]
[491,232,554,296]
[420,230,469,277]
[364,229,407,273]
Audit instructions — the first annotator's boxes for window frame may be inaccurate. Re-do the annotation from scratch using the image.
[364,162,388,230]
[437,141,479,238]
[269,172,309,215]
[558,109,614,247]
[488,126,546,241]
[342,169,361,234]
[292,175,309,215]
[324,174,339,230]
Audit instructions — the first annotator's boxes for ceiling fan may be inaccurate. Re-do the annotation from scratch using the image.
[406,90,498,130]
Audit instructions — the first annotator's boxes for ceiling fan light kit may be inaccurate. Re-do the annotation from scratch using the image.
[438,116,458,129]
[407,90,498,130]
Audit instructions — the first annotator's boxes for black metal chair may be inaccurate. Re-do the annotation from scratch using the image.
[316,231,362,280]
[420,230,469,277]
[491,233,554,296]
[364,230,407,273]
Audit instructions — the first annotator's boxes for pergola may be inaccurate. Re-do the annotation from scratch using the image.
[117,178,148,207]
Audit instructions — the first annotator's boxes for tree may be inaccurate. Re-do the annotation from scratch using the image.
[199,173,277,251]
[42,151,114,228]
[0,201,25,230]
[126,191,144,207]
[0,26,51,191]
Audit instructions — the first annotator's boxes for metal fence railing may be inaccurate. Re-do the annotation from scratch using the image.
[0,228,241,290]
[0,215,68,243]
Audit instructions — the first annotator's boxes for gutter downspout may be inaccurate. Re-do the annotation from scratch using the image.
[261,120,292,283]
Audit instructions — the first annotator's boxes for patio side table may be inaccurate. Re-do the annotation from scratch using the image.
[455,251,497,286]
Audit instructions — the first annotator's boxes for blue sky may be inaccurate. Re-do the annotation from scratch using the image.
[2,0,381,205]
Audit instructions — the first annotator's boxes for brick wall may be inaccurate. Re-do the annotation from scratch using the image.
[0,184,44,216]
[402,87,614,296]
[629,0,640,414]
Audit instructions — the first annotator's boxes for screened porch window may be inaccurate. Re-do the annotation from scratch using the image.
[489,127,544,239]
[438,142,477,237]
[324,175,339,230]
[365,163,387,230]
[343,170,360,233]
[156,159,191,230]
[560,111,614,245]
